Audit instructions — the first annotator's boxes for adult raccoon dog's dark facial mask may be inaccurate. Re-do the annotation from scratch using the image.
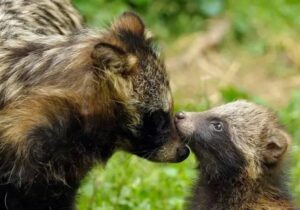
[100,12,189,162]
[131,108,190,163]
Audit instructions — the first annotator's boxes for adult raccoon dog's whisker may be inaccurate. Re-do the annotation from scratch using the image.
[0,1,189,209]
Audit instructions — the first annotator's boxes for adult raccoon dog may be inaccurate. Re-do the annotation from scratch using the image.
[175,101,294,210]
[0,0,189,209]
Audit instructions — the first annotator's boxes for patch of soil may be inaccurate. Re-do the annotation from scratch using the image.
[166,19,300,108]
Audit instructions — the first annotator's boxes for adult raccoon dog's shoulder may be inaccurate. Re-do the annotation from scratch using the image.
[0,0,189,209]
[176,100,294,210]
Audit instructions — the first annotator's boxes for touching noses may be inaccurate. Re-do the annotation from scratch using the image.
[175,112,186,122]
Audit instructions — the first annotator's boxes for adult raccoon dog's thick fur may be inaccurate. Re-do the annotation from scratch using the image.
[0,0,189,209]
[176,101,294,210]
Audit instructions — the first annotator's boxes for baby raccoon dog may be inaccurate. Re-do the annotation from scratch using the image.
[0,0,189,209]
[175,101,294,210]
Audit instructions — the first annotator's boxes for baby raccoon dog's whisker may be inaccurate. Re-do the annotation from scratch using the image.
[175,100,294,210]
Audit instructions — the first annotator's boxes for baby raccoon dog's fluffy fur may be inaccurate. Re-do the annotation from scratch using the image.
[0,0,189,209]
[175,100,294,210]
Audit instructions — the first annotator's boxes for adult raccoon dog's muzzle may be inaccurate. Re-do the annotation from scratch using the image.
[122,109,190,163]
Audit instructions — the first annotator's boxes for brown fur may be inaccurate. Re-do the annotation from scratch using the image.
[0,1,189,209]
[175,100,295,210]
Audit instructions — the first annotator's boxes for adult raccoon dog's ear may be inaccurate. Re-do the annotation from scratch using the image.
[112,11,145,37]
[91,43,138,76]
[91,12,143,76]
[263,128,291,166]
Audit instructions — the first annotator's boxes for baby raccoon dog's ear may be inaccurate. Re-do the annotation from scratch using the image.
[263,128,291,166]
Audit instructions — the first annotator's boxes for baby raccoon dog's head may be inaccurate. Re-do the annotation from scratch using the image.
[175,100,291,180]
[94,12,189,163]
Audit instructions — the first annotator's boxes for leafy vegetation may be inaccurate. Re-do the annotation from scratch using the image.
[72,0,300,209]
[73,0,226,39]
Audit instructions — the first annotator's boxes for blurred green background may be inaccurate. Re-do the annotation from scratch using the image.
[73,0,300,209]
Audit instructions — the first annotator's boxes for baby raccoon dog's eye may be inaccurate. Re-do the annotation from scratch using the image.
[210,122,223,132]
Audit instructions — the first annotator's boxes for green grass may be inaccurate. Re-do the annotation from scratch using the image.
[77,154,196,210]
[279,91,300,201]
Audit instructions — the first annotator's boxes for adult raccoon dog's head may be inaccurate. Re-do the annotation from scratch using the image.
[92,12,189,162]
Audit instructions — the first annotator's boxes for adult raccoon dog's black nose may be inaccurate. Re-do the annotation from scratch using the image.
[176,145,190,162]
[141,127,190,163]
[147,137,190,163]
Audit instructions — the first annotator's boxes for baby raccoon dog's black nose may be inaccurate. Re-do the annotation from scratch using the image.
[175,112,186,122]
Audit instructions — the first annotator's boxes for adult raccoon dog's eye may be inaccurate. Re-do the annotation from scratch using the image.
[143,110,170,133]
[141,110,170,147]
[210,122,223,132]
[151,110,169,131]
